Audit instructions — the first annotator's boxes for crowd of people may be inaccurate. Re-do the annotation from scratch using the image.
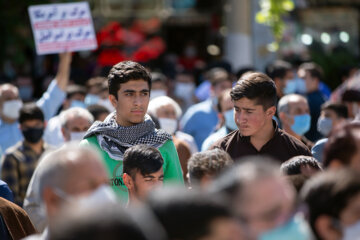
[0,52,360,240]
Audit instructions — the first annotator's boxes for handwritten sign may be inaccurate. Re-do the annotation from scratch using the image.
[28,2,97,55]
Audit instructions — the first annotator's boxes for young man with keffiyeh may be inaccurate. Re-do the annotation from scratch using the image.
[81,61,184,203]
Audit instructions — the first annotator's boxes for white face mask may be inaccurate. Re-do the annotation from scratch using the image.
[158,118,177,135]
[342,220,360,240]
[352,102,360,118]
[70,131,87,141]
[174,82,195,100]
[55,185,117,210]
[150,89,167,100]
[98,98,115,112]
[2,99,23,119]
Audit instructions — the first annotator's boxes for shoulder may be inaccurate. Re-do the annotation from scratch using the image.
[276,128,311,154]
[3,142,23,158]
[210,130,239,150]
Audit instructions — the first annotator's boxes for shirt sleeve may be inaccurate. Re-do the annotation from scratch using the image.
[36,80,66,121]
[0,154,20,205]
[159,140,184,185]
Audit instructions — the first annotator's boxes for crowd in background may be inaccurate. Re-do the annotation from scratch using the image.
[0,50,360,240]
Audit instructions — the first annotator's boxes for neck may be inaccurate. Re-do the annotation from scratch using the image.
[26,139,44,154]
[127,192,141,206]
[250,120,275,151]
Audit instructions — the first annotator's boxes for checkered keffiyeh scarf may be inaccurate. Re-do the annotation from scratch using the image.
[84,112,171,161]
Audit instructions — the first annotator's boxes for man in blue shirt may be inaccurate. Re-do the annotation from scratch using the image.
[180,68,232,149]
[0,53,71,155]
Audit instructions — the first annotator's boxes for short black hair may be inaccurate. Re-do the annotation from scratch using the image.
[230,72,277,110]
[280,155,322,176]
[151,72,167,84]
[206,68,231,87]
[66,85,87,100]
[86,77,107,90]
[323,122,360,168]
[265,60,292,80]
[301,169,360,240]
[86,104,110,121]
[341,89,360,102]
[187,149,233,184]
[216,89,232,112]
[108,61,151,99]
[321,102,348,119]
[123,145,164,178]
[148,189,232,240]
[19,103,44,124]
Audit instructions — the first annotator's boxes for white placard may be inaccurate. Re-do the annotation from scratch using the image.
[28,2,97,55]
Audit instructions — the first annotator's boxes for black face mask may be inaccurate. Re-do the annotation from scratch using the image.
[22,127,44,143]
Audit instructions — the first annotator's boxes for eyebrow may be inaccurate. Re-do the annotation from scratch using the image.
[234,106,255,111]
[122,89,150,93]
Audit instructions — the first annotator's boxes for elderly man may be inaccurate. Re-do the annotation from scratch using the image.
[278,94,314,150]
[0,53,71,154]
[211,157,313,239]
[24,144,116,239]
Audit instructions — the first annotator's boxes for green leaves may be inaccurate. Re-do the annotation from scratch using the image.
[255,0,294,42]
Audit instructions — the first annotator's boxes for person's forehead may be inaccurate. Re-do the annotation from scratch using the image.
[21,119,44,126]
[1,87,18,100]
[67,116,91,128]
[119,79,149,91]
[234,97,262,108]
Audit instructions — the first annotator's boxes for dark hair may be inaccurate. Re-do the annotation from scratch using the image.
[217,89,232,112]
[265,60,292,80]
[285,174,309,193]
[230,72,277,110]
[86,104,110,121]
[280,155,322,176]
[151,72,167,84]
[321,102,348,119]
[19,103,44,124]
[341,89,360,102]
[299,62,323,81]
[108,61,151,99]
[86,77,107,90]
[66,85,87,100]
[123,145,164,178]
[187,149,233,184]
[148,188,232,240]
[301,169,360,239]
[323,122,360,168]
[207,68,231,87]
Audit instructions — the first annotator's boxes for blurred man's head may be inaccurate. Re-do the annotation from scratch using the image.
[317,102,348,137]
[341,89,360,119]
[281,155,322,177]
[63,85,87,110]
[323,122,360,172]
[187,148,233,188]
[278,94,311,138]
[211,157,312,239]
[301,169,360,240]
[207,68,233,99]
[150,72,168,100]
[60,107,94,142]
[19,103,45,144]
[298,62,323,93]
[148,188,243,240]
[37,144,114,225]
[87,104,110,122]
[265,60,294,98]
[123,145,164,204]
[0,83,22,123]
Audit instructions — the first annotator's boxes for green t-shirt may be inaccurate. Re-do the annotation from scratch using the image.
[80,135,184,203]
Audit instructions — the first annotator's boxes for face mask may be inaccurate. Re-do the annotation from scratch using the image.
[283,80,298,95]
[84,94,100,106]
[158,118,177,135]
[70,131,87,141]
[70,100,86,109]
[98,98,115,112]
[22,127,44,143]
[317,117,332,137]
[342,220,360,240]
[174,82,195,100]
[2,99,23,119]
[259,214,313,240]
[18,86,33,101]
[55,185,117,210]
[150,89,166,100]
[291,114,311,136]
[224,109,237,131]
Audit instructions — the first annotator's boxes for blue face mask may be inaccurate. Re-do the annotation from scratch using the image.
[70,100,86,109]
[291,114,311,136]
[259,214,313,240]
[85,94,100,106]
[283,80,297,95]
[317,117,332,137]
[224,109,237,131]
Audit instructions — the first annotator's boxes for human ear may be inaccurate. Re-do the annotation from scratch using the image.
[315,215,341,240]
[123,173,133,190]
[109,95,117,108]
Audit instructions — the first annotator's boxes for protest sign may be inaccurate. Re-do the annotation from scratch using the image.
[28,2,97,55]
